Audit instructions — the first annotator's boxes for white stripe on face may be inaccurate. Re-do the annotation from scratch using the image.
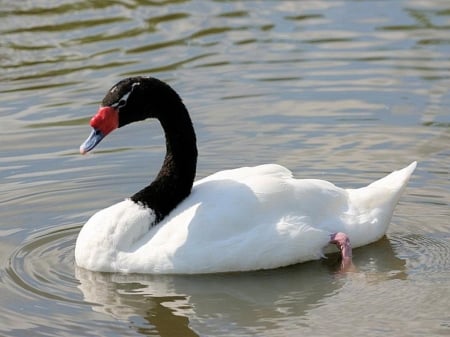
[111,82,141,108]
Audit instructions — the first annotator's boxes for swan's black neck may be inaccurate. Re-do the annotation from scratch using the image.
[129,82,197,223]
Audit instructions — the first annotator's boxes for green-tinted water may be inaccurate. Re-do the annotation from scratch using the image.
[1,1,449,336]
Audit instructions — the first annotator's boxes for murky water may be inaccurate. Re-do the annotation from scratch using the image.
[1,0,449,336]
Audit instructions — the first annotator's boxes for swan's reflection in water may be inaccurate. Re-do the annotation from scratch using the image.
[76,237,406,336]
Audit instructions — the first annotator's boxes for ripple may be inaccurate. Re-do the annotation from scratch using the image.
[6,225,82,304]
[391,233,450,276]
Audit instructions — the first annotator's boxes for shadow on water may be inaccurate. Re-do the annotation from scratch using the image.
[75,264,338,337]
[74,236,407,336]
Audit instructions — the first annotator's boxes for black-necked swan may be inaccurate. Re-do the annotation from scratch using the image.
[75,76,416,274]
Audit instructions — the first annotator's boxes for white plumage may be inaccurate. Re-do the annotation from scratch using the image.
[75,162,416,274]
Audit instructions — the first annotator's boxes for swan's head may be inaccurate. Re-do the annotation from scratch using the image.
[80,76,178,154]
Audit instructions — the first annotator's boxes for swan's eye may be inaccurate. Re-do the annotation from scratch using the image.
[111,91,131,108]
[109,82,139,108]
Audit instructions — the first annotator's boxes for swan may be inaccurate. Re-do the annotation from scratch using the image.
[75,76,416,274]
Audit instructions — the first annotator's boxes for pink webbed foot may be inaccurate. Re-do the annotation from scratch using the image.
[329,232,355,272]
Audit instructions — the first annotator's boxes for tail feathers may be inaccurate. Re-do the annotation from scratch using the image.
[367,161,417,193]
[346,162,417,247]
[351,162,416,210]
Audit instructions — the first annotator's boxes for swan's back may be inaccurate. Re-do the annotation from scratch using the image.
[115,163,416,273]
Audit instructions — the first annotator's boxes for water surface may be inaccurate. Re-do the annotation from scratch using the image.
[1,0,449,336]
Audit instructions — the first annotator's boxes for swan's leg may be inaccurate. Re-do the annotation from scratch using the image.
[329,232,354,271]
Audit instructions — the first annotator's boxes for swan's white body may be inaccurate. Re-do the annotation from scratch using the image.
[75,162,416,274]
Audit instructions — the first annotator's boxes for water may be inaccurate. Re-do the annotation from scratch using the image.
[1,0,449,336]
